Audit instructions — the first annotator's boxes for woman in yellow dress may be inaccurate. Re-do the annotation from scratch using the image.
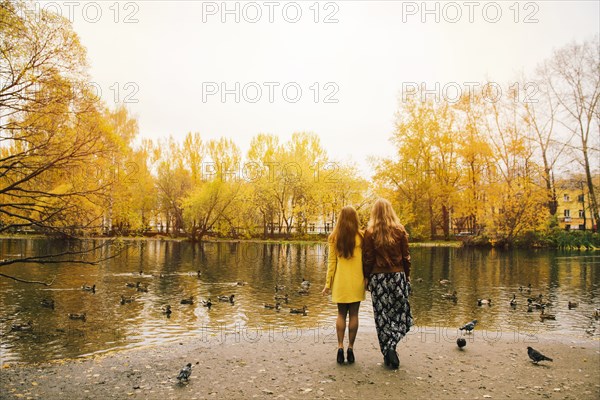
[321,206,366,364]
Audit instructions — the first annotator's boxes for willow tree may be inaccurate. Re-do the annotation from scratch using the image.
[0,1,122,284]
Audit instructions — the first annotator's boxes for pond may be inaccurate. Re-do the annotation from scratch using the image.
[1,239,599,364]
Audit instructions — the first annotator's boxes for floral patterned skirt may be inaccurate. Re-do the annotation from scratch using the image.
[368,272,413,355]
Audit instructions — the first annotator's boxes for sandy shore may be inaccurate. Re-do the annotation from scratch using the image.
[1,327,599,400]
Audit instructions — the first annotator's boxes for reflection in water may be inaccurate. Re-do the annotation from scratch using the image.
[0,239,599,363]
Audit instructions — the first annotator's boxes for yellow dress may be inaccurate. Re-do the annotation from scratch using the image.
[325,234,365,304]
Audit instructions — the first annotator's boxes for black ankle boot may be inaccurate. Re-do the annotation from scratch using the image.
[337,348,345,364]
[387,348,399,369]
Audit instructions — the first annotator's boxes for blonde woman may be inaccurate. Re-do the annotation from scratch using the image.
[362,198,413,369]
[322,206,366,364]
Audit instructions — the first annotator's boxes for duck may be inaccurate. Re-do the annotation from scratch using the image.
[201,299,212,309]
[196,270,202,277]
[264,302,281,310]
[217,294,235,303]
[180,296,194,305]
[162,305,172,316]
[274,294,289,303]
[510,294,517,308]
[568,301,578,309]
[518,286,524,292]
[526,283,532,293]
[139,270,144,275]
[527,304,534,313]
[298,288,309,295]
[477,298,492,306]
[593,308,600,320]
[125,282,139,288]
[540,307,556,321]
[290,305,307,315]
[120,295,134,305]
[301,278,311,288]
[40,298,55,309]
[236,281,248,286]
[11,320,33,331]
[82,284,96,293]
[439,279,451,285]
[68,313,86,321]
[441,291,457,301]
[275,284,286,292]
[136,284,149,293]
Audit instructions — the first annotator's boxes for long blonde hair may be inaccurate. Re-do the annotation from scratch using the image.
[367,198,407,247]
[329,206,360,259]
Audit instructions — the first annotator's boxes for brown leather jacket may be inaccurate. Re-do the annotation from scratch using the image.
[362,226,411,279]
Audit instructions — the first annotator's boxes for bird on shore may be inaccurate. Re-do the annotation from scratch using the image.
[180,296,194,305]
[68,313,86,321]
[201,299,212,309]
[217,294,235,304]
[477,298,492,306]
[568,301,578,309]
[459,319,477,333]
[177,363,192,382]
[510,294,517,308]
[162,305,172,316]
[439,279,451,285]
[41,298,55,309]
[527,346,553,364]
[120,295,134,305]
[290,305,307,315]
[441,291,457,301]
[264,302,281,310]
[456,338,466,349]
[82,284,96,293]
[11,321,33,331]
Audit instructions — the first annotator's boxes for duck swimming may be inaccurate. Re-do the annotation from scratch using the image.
[477,298,492,306]
[274,294,289,303]
[11,321,33,331]
[568,301,578,309]
[82,284,96,293]
[41,298,55,309]
[510,294,517,307]
[301,278,310,288]
[441,291,457,301]
[120,295,134,305]
[217,294,235,303]
[180,296,194,305]
[290,305,307,315]
[264,302,281,310]
[162,305,172,316]
[298,288,309,295]
[68,313,86,321]
[540,307,556,321]
[439,279,451,285]
[201,299,212,309]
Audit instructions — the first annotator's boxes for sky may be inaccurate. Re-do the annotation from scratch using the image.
[35,0,600,175]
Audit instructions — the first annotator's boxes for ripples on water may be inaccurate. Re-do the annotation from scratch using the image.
[0,239,599,363]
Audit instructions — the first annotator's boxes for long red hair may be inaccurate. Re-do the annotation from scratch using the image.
[329,206,361,259]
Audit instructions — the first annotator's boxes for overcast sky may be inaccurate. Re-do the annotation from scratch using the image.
[38,0,600,175]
